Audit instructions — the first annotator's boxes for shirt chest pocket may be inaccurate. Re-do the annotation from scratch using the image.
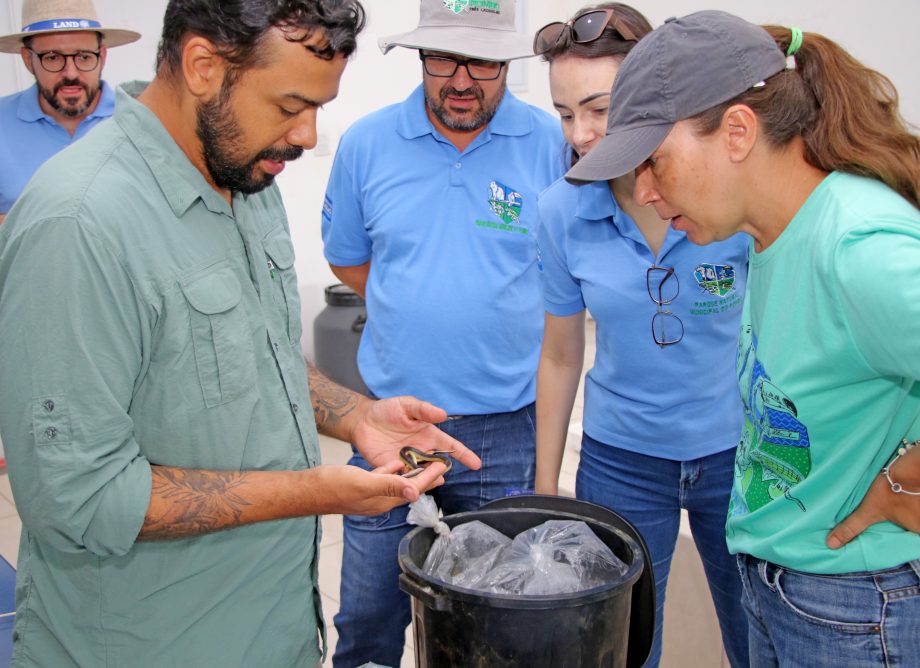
[263,228,302,345]
[180,266,257,408]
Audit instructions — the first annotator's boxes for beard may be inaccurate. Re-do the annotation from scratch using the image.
[39,77,99,118]
[425,77,506,132]
[195,90,303,195]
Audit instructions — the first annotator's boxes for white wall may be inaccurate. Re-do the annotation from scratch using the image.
[2,0,918,357]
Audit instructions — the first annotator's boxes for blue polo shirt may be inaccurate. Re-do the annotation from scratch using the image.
[537,178,749,460]
[0,82,115,213]
[322,85,564,414]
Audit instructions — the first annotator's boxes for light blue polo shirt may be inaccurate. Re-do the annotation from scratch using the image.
[537,177,749,460]
[322,85,564,414]
[0,82,115,213]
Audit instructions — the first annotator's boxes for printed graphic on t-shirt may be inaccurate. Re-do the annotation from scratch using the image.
[476,180,528,235]
[732,325,812,515]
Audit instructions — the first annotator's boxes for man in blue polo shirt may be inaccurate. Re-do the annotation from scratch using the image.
[321,1,563,665]
[0,0,140,222]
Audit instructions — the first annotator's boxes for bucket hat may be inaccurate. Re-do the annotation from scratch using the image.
[379,0,532,62]
[0,0,141,54]
[566,10,787,183]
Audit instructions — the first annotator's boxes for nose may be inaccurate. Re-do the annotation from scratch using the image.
[633,165,660,207]
[286,110,318,150]
[571,117,599,154]
[61,56,80,78]
[448,63,475,89]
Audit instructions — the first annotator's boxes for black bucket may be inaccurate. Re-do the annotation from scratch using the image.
[397,500,648,667]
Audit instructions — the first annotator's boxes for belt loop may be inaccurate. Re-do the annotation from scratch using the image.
[909,559,920,582]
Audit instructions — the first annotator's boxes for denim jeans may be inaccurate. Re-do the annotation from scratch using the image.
[332,403,536,668]
[738,554,920,667]
[576,433,749,668]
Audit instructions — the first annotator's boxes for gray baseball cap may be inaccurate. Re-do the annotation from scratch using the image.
[379,0,532,62]
[566,10,787,184]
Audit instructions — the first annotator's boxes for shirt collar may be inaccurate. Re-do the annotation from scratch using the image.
[113,81,232,219]
[396,84,534,142]
[17,80,115,124]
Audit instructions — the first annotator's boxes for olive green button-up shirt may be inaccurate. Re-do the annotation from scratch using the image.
[0,82,324,667]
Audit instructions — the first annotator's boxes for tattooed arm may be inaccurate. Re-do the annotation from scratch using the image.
[307,359,367,441]
[138,461,444,541]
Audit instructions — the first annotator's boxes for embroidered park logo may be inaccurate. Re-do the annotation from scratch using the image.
[488,181,523,224]
[443,0,502,14]
[694,263,736,297]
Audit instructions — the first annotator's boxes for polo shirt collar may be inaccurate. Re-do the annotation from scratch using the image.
[17,81,115,123]
[114,81,232,218]
[397,84,534,142]
[575,178,672,252]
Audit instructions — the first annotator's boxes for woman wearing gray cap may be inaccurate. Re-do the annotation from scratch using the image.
[534,5,749,667]
[568,10,919,667]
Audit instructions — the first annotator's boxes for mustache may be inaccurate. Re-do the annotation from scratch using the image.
[440,85,483,103]
[53,78,88,95]
[255,145,304,163]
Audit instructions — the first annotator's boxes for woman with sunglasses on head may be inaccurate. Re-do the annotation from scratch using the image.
[534,5,750,666]
[568,10,920,667]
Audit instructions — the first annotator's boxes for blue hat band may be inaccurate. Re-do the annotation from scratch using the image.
[22,18,102,33]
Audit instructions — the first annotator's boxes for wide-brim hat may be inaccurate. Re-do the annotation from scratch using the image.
[0,0,141,54]
[379,0,533,62]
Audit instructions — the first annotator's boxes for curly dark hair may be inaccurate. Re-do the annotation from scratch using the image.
[156,0,366,78]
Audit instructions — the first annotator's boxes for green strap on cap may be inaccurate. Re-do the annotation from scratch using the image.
[787,26,803,56]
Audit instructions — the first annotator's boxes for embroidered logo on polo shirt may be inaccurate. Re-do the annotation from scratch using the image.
[694,263,736,297]
[443,0,502,14]
[488,181,522,223]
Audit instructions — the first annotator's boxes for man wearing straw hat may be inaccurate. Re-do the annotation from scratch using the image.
[0,0,140,223]
[321,1,563,665]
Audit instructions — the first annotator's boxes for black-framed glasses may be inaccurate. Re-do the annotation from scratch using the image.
[418,53,506,81]
[647,265,684,348]
[533,8,639,55]
[28,49,101,73]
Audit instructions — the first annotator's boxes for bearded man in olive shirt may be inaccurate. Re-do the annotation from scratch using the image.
[0,2,479,667]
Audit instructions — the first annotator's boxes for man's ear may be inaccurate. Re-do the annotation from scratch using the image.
[722,104,758,163]
[20,47,35,75]
[181,36,226,99]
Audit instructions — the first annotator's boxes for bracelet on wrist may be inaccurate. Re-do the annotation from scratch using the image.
[881,439,920,496]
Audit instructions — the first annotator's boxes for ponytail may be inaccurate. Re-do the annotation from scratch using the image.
[692,26,920,209]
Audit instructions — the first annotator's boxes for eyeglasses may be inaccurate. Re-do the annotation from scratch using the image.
[28,49,101,73]
[419,53,506,81]
[647,265,684,348]
[534,8,639,55]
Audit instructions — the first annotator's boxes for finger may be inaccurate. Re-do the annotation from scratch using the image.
[826,507,876,550]
[400,396,449,425]
[373,460,408,476]
[404,461,447,499]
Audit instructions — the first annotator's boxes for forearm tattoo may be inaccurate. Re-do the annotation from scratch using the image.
[139,467,253,541]
[307,360,359,433]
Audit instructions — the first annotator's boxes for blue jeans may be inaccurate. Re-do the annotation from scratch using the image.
[576,433,749,668]
[738,554,920,667]
[332,403,536,668]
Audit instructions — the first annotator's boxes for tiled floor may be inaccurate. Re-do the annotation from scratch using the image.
[0,319,729,667]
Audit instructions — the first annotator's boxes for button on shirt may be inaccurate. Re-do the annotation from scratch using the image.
[0,82,323,667]
[0,82,115,213]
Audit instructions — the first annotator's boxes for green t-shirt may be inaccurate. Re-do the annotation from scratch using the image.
[727,171,920,573]
[0,83,324,666]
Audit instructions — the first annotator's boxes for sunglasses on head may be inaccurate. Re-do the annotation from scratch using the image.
[533,8,639,55]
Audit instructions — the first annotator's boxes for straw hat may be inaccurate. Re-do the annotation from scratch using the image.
[0,0,141,53]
